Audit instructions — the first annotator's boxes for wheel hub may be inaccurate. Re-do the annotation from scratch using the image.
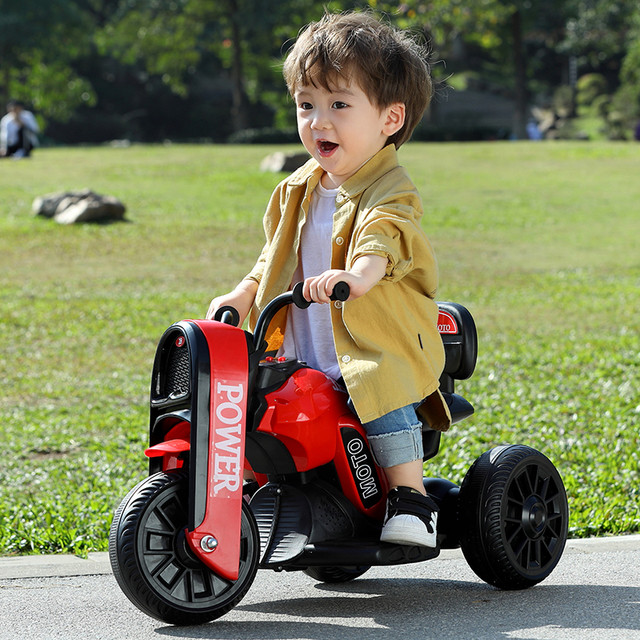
[174,528,207,570]
[522,495,547,538]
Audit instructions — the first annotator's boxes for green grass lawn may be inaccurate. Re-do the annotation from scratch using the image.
[1,141,638,556]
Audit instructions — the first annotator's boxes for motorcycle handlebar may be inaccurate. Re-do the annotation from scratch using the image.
[252,281,350,351]
[291,281,350,309]
[213,305,241,327]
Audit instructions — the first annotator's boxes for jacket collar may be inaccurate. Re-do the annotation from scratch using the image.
[288,144,399,199]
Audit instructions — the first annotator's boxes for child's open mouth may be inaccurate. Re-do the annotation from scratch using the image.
[317,140,339,157]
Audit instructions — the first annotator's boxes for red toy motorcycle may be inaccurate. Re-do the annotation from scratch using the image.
[109,283,568,625]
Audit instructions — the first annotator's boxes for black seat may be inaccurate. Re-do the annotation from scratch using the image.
[437,301,478,383]
[422,302,478,461]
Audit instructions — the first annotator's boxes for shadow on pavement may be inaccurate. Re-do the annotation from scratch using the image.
[154,577,640,640]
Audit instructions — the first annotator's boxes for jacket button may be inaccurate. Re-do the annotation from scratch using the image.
[335,236,344,245]
[334,300,342,309]
[341,355,351,363]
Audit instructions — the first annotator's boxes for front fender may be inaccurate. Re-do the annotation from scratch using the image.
[147,318,251,581]
[183,319,250,582]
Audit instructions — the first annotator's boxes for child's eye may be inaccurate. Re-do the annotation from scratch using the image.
[299,102,313,110]
[332,101,348,109]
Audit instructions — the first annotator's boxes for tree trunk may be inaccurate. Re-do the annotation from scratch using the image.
[1,62,10,109]
[227,0,249,132]
[511,8,527,139]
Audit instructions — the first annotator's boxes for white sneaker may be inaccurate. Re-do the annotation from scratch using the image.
[380,486,439,548]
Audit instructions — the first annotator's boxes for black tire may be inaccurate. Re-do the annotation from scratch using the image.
[303,565,371,583]
[109,471,259,625]
[458,445,568,590]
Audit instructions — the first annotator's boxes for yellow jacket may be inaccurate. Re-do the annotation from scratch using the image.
[246,144,449,426]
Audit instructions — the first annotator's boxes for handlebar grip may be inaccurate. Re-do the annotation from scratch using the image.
[291,282,311,309]
[291,281,350,309]
[213,305,240,327]
[329,281,350,302]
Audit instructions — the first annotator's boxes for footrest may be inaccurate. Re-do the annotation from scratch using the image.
[250,484,312,567]
[297,539,440,567]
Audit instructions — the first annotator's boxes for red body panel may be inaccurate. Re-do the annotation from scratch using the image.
[258,368,387,518]
[257,369,345,471]
[332,416,388,520]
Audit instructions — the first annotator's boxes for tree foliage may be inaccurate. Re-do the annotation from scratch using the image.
[94,0,205,97]
[0,0,96,121]
[1,0,638,142]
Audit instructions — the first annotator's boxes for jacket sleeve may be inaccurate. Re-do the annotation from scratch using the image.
[244,179,287,283]
[349,171,428,282]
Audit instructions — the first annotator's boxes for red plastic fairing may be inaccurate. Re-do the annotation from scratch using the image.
[184,320,248,581]
[144,421,190,471]
[258,367,386,518]
[258,368,345,471]
[332,416,388,520]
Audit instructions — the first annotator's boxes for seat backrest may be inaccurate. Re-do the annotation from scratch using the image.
[437,302,477,380]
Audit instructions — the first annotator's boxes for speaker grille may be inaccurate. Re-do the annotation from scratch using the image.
[165,342,190,397]
[153,332,191,402]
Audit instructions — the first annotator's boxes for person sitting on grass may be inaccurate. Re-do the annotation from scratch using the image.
[0,100,39,158]
[207,11,450,548]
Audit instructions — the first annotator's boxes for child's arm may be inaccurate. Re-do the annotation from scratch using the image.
[302,254,387,304]
[205,278,258,324]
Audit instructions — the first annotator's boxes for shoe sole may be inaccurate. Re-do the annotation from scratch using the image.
[380,520,437,548]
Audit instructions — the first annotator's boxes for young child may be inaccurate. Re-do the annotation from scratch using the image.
[207,11,450,548]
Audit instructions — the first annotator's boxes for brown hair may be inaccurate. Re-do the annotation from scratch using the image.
[283,12,432,148]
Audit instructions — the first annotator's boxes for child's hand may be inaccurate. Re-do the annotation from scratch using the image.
[303,255,387,303]
[206,279,258,324]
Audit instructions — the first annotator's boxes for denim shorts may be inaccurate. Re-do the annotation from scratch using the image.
[360,402,424,468]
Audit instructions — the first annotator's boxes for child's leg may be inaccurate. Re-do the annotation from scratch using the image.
[362,403,439,548]
[362,403,424,472]
[383,458,426,495]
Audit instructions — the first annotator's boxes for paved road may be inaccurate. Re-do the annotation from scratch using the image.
[1,536,639,640]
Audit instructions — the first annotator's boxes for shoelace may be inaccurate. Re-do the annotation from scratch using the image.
[386,487,439,532]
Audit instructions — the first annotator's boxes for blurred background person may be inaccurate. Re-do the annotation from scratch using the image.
[1,100,40,158]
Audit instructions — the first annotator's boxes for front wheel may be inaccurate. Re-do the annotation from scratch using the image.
[458,445,568,590]
[109,470,259,625]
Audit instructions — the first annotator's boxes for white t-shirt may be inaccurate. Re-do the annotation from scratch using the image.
[0,110,39,149]
[280,182,341,379]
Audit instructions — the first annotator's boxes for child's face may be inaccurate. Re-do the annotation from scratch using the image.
[294,79,404,188]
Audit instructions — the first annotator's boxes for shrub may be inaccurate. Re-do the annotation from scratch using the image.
[576,74,608,107]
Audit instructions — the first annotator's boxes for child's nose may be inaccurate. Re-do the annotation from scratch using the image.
[311,110,331,130]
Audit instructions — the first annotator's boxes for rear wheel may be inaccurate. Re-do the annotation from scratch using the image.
[303,565,370,583]
[458,445,568,590]
[109,471,259,625]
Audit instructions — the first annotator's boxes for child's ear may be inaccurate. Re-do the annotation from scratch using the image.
[382,103,406,137]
